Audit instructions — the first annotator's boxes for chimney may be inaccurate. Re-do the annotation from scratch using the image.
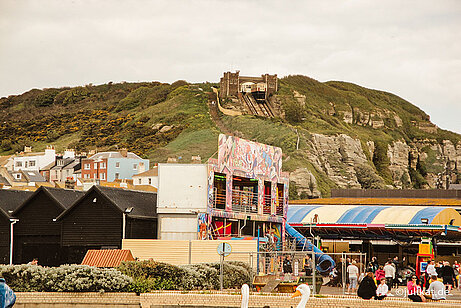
[120,148,128,157]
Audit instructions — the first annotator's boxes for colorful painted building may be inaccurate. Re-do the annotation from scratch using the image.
[157,134,289,248]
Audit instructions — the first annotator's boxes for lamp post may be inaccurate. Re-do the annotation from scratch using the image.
[9,218,19,265]
[122,207,134,240]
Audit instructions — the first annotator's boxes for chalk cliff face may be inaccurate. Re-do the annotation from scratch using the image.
[288,133,461,195]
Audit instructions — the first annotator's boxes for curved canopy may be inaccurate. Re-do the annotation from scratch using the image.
[287,205,461,226]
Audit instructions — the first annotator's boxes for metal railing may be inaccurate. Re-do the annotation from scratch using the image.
[263,195,271,214]
[231,189,258,213]
[212,188,226,210]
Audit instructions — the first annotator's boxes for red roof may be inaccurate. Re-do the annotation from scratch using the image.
[81,249,135,267]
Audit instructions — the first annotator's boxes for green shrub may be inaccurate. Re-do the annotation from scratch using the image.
[0,264,132,292]
[354,164,385,189]
[118,260,251,291]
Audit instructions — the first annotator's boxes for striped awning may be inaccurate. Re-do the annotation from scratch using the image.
[287,205,461,226]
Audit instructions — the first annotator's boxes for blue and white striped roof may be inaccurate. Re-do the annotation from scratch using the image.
[287,205,461,225]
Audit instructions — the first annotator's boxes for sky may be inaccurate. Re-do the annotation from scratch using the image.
[1,0,460,133]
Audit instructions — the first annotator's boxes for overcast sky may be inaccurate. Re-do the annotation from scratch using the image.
[1,1,460,133]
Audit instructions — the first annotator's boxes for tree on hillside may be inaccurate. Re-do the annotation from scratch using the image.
[372,142,393,183]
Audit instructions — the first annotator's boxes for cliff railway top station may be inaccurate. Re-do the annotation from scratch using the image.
[219,71,279,118]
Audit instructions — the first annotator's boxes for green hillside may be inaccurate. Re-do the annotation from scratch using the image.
[1,75,459,196]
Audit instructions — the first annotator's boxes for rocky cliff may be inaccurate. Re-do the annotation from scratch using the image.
[0,75,459,198]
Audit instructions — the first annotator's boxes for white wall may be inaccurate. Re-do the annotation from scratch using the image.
[13,148,55,172]
[158,214,198,240]
[133,175,158,188]
[157,163,208,214]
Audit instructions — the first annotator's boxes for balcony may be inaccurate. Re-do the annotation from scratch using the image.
[232,189,258,214]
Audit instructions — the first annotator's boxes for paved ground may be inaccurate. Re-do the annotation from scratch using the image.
[319,285,461,301]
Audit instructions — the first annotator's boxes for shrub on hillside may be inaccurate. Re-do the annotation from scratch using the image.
[0,264,132,292]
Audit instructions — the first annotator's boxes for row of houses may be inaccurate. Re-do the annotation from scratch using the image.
[0,146,157,190]
[0,134,290,266]
[0,186,157,266]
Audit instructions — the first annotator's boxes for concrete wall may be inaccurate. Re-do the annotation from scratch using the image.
[157,164,208,214]
[122,239,257,265]
[158,214,198,240]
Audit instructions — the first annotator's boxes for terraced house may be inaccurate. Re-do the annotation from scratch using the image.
[80,149,149,182]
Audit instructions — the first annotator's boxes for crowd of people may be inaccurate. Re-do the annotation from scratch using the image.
[343,256,460,301]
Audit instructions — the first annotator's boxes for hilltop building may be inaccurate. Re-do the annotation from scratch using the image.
[218,71,278,118]
[219,71,278,100]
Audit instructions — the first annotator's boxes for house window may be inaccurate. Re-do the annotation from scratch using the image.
[139,178,142,184]
[100,162,106,169]
[14,173,21,179]
[116,162,120,168]
[84,164,90,170]
[94,163,98,169]
[115,173,120,179]
[84,174,90,179]
[25,161,28,168]
[148,178,152,185]
[101,173,106,180]
[133,164,137,170]
[16,161,22,167]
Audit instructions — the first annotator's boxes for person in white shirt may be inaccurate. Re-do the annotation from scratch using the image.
[384,261,395,291]
[347,260,359,294]
[375,278,388,300]
[426,275,446,301]
[426,260,437,276]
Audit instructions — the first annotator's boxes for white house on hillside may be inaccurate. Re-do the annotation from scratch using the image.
[10,146,56,172]
[132,166,158,188]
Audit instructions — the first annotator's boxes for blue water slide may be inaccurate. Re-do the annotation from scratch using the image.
[285,223,335,273]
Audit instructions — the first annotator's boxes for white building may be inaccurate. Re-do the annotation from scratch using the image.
[132,166,158,188]
[157,163,208,240]
[10,146,56,172]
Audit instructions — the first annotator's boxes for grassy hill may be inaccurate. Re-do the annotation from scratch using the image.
[1,75,459,197]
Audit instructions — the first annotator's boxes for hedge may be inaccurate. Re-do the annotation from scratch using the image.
[118,260,251,292]
[0,264,132,292]
[0,260,252,293]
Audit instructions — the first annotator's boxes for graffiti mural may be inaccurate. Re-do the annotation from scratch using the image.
[217,134,282,182]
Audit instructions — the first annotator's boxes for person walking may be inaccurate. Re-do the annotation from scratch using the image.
[384,261,395,291]
[375,265,385,281]
[347,260,359,294]
[440,261,455,294]
[426,260,437,276]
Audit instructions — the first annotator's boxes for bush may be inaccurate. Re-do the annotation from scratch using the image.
[118,260,251,291]
[0,264,132,292]
[354,164,385,189]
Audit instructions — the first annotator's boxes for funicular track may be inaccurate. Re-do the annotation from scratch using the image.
[243,93,274,118]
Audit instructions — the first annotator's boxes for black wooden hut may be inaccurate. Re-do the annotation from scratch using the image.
[0,189,34,264]
[57,186,157,264]
[12,186,84,266]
